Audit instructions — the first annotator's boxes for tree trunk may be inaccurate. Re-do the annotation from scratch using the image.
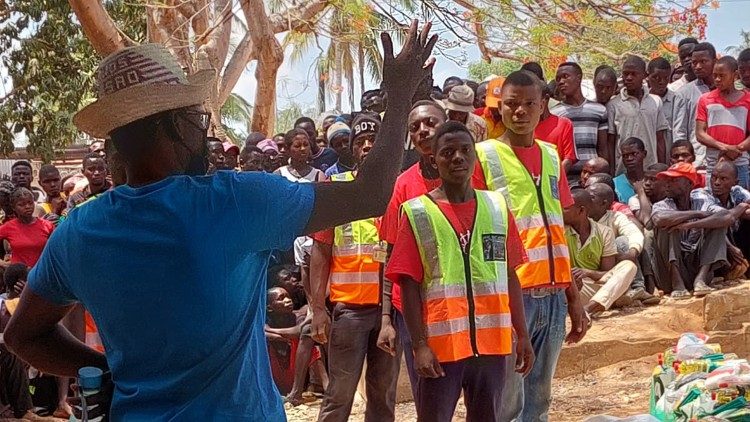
[334,44,342,112]
[347,62,354,112]
[68,0,135,57]
[317,64,326,115]
[358,43,365,99]
[243,0,284,135]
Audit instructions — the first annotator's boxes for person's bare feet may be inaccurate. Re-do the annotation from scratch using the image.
[285,391,305,407]
[52,401,73,419]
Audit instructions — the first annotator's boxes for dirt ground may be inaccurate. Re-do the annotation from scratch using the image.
[285,281,750,421]
[284,354,654,421]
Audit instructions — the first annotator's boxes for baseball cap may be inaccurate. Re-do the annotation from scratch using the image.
[486,77,505,108]
[444,85,475,113]
[656,162,699,187]
[350,113,381,148]
[223,141,240,155]
[256,139,279,154]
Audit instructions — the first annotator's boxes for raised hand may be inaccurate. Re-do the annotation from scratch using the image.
[380,20,438,102]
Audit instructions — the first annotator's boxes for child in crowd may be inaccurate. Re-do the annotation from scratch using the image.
[265,286,328,404]
[696,56,750,188]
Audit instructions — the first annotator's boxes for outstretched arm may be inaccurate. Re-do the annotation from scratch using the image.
[304,21,437,234]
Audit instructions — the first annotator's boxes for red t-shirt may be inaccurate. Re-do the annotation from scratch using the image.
[695,90,750,146]
[385,198,526,285]
[0,218,54,267]
[534,115,576,164]
[380,163,442,244]
[471,142,575,209]
[379,163,442,311]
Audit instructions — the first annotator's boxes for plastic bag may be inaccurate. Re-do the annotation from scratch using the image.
[585,416,660,422]
[675,333,714,360]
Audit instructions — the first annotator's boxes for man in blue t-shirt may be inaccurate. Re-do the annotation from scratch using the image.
[4,23,438,421]
[614,137,647,203]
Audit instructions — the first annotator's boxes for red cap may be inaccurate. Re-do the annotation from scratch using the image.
[656,162,699,188]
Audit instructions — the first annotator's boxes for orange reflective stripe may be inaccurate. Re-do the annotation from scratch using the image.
[424,297,468,324]
[472,293,510,315]
[476,326,513,355]
[429,332,473,362]
[329,283,380,305]
[330,254,379,270]
[84,311,104,353]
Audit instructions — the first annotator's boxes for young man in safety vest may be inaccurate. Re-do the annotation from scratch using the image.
[309,113,399,422]
[375,100,448,401]
[387,121,533,421]
[472,70,589,421]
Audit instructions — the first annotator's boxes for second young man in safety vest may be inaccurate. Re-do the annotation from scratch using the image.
[309,113,399,422]
[387,121,534,421]
[472,70,589,421]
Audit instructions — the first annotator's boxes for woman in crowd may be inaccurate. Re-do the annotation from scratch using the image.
[274,129,325,183]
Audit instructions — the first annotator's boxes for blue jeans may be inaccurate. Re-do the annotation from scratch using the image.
[394,310,419,402]
[500,289,567,422]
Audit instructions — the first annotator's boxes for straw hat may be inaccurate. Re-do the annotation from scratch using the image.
[74,43,215,139]
[444,85,476,113]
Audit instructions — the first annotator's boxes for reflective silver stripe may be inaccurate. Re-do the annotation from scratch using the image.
[330,271,380,284]
[427,317,469,337]
[538,142,560,176]
[526,245,570,262]
[478,191,506,232]
[478,142,512,207]
[423,280,508,301]
[408,199,442,281]
[424,284,466,301]
[515,214,564,231]
[475,313,512,329]
[332,244,376,257]
[426,313,512,337]
[472,281,508,296]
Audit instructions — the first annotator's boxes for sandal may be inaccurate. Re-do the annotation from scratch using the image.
[693,286,715,297]
[670,290,691,300]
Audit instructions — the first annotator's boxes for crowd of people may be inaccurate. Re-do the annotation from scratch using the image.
[0,22,749,421]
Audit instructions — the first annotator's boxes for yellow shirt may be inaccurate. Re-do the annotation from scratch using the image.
[483,108,506,139]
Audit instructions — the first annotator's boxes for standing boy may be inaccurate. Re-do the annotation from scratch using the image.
[387,121,533,421]
[474,71,588,421]
[676,42,718,166]
[606,55,668,173]
[696,55,750,188]
[553,62,609,182]
[311,113,399,422]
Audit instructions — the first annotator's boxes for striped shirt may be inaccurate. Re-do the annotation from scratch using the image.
[551,100,608,166]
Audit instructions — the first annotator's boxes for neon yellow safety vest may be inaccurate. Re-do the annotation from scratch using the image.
[475,139,572,288]
[329,171,381,305]
[402,190,512,363]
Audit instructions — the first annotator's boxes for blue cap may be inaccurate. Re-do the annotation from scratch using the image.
[78,366,103,390]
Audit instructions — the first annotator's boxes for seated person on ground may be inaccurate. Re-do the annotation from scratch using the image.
[564,189,637,315]
[266,286,307,396]
[587,183,659,305]
[579,157,611,187]
[670,140,706,187]
[690,160,750,278]
[613,137,647,204]
[584,172,637,219]
[629,163,669,226]
[650,163,747,299]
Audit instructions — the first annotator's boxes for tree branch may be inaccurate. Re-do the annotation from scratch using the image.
[68,0,136,57]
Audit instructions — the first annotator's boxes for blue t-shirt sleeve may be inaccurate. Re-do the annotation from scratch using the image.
[27,228,77,306]
[228,172,315,252]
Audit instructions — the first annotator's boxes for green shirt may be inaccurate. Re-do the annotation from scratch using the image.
[565,218,617,270]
